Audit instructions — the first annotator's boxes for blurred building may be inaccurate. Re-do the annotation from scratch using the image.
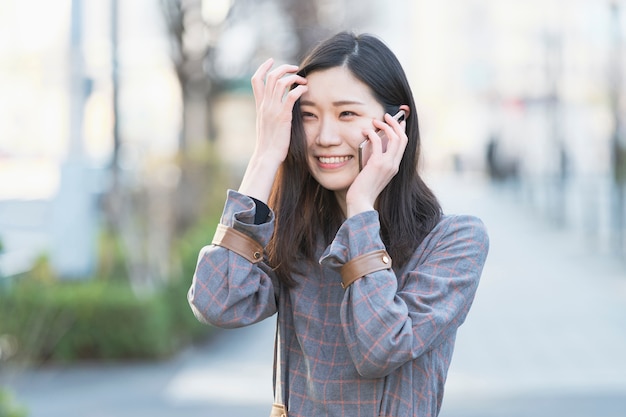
[0,0,180,278]
[408,0,625,257]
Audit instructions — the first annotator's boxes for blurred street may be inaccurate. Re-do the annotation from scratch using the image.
[433,174,626,417]
[1,173,625,417]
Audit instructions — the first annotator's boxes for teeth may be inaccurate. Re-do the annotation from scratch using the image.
[318,156,351,164]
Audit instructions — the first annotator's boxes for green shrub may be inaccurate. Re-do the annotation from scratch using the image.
[0,388,27,417]
[0,158,225,363]
[0,279,177,362]
[0,211,218,363]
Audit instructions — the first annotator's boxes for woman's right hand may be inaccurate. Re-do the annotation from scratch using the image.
[251,58,308,163]
[239,58,308,203]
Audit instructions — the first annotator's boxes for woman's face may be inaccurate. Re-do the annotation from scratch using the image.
[299,66,385,194]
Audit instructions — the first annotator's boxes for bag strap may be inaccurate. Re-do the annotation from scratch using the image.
[274,321,283,404]
[271,318,288,416]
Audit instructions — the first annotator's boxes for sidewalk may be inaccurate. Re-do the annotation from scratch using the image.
[2,173,626,417]
[0,318,276,417]
[430,173,626,417]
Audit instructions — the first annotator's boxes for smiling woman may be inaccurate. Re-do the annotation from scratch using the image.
[299,67,387,194]
[188,31,489,417]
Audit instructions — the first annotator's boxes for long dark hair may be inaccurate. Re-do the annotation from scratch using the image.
[267,32,442,287]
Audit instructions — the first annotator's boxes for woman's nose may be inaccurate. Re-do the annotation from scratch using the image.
[316,120,342,146]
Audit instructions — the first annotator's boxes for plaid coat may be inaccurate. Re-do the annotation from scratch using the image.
[189,190,489,417]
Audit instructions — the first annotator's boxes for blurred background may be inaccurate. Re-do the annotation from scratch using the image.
[0,0,625,416]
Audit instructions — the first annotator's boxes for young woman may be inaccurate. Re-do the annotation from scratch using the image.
[189,31,489,417]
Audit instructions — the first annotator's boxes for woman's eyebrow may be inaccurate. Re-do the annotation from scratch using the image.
[332,100,366,107]
[299,100,366,107]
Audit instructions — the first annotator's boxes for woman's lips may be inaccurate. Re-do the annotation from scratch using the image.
[317,155,352,164]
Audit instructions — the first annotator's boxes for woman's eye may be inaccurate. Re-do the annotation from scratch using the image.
[302,112,316,119]
[339,111,357,118]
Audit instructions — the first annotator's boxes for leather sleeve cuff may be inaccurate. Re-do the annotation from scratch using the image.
[340,249,392,289]
[212,224,264,263]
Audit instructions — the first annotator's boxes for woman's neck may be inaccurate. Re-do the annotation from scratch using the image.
[334,190,348,219]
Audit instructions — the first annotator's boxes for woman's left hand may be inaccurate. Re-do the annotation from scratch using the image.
[345,113,408,218]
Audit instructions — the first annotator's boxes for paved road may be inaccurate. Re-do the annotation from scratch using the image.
[2,174,626,416]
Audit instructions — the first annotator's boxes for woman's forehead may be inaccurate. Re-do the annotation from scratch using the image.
[302,67,376,106]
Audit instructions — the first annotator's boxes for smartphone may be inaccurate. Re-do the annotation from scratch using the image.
[358,110,406,171]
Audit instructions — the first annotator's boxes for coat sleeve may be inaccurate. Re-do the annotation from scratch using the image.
[320,212,489,378]
[188,190,279,329]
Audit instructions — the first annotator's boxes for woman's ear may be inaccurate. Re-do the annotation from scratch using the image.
[399,104,410,120]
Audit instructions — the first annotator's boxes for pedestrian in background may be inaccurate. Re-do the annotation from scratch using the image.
[188,31,489,417]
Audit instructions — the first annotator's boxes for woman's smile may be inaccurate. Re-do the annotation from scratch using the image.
[316,155,353,168]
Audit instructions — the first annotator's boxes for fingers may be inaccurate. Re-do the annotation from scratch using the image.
[284,83,308,108]
[367,115,408,168]
[251,59,307,109]
[264,64,305,101]
[251,58,274,108]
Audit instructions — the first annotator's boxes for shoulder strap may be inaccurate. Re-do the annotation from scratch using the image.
[271,318,288,416]
[274,322,283,404]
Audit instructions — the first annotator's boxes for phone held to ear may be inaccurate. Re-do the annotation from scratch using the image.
[358,110,406,171]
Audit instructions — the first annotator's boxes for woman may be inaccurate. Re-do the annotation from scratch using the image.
[189,31,489,417]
